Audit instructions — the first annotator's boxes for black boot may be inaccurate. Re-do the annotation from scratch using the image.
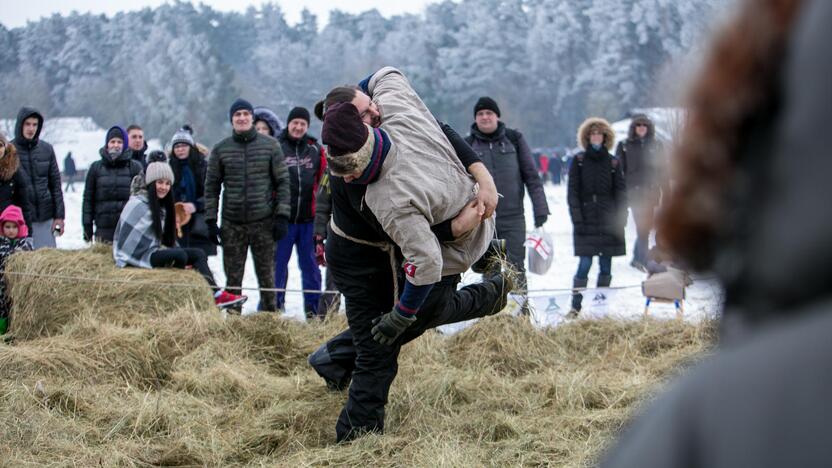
[472,239,507,274]
[597,274,612,288]
[486,270,515,315]
[567,277,588,318]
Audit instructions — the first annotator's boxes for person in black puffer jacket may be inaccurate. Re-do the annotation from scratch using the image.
[168,129,215,257]
[0,132,34,235]
[566,117,626,317]
[82,126,144,243]
[11,107,65,249]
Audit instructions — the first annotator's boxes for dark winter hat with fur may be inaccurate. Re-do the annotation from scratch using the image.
[228,98,254,122]
[287,106,311,125]
[474,96,501,117]
[321,102,373,176]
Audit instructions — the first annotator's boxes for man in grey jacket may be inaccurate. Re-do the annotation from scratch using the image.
[11,107,65,248]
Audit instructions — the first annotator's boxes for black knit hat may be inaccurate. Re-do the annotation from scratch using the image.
[105,126,125,145]
[287,106,311,125]
[229,98,254,122]
[474,96,501,117]
[321,102,368,157]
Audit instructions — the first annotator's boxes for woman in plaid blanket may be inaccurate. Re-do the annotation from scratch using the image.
[112,152,246,309]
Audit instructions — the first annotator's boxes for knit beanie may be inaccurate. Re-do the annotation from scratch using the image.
[145,161,174,186]
[105,126,125,145]
[170,129,194,148]
[145,150,174,185]
[473,96,501,117]
[229,98,254,122]
[321,102,373,176]
[287,106,311,125]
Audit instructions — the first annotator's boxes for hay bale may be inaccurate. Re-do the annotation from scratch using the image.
[6,245,216,340]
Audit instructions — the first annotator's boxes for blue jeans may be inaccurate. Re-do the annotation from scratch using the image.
[575,255,612,280]
[273,222,322,313]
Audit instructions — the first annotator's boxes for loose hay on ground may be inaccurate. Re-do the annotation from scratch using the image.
[0,247,717,466]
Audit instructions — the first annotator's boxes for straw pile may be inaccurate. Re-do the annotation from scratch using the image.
[0,247,717,466]
[5,244,216,339]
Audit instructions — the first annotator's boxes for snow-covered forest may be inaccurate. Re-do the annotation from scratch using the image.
[0,0,724,146]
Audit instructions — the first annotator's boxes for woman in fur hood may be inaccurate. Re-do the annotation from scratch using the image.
[0,132,34,236]
[566,117,626,318]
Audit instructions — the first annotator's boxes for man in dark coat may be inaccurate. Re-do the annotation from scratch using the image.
[82,126,144,243]
[273,107,326,318]
[63,152,77,192]
[615,114,663,271]
[602,1,832,466]
[566,117,626,317]
[11,107,65,249]
[204,98,290,313]
[465,96,549,309]
[125,124,148,168]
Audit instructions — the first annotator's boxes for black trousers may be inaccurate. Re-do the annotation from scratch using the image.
[320,232,501,442]
[497,217,527,293]
[150,247,217,289]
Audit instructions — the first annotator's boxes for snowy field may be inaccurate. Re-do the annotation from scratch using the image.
[56,179,722,329]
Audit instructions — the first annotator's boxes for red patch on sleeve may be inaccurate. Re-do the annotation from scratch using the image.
[403,262,417,278]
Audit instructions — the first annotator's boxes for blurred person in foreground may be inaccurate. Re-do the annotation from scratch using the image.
[601,0,832,466]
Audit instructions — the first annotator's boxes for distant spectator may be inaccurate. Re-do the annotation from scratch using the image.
[0,205,33,334]
[273,106,325,319]
[11,107,65,249]
[204,98,290,313]
[566,118,626,318]
[254,107,284,138]
[82,126,143,243]
[538,152,550,184]
[615,114,665,271]
[63,151,77,192]
[0,132,34,235]
[112,158,246,309]
[465,96,550,311]
[549,150,563,185]
[125,124,148,168]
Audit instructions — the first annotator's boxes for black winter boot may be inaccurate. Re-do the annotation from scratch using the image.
[567,277,588,318]
[597,274,612,288]
[486,270,515,315]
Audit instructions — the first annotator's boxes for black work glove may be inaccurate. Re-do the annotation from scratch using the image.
[273,216,289,241]
[206,220,221,246]
[83,225,93,242]
[534,215,548,228]
[371,310,417,346]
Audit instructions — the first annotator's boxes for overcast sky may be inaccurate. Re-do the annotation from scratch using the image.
[0,0,440,28]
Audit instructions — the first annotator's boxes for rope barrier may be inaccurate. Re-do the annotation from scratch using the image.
[4,270,718,296]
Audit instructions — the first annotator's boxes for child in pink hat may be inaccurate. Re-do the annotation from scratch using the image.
[0,205,32,334]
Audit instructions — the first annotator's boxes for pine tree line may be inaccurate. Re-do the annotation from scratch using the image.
[0,0,723,147]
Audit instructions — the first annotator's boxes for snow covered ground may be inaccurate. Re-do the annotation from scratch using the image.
[56,178,722,330]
